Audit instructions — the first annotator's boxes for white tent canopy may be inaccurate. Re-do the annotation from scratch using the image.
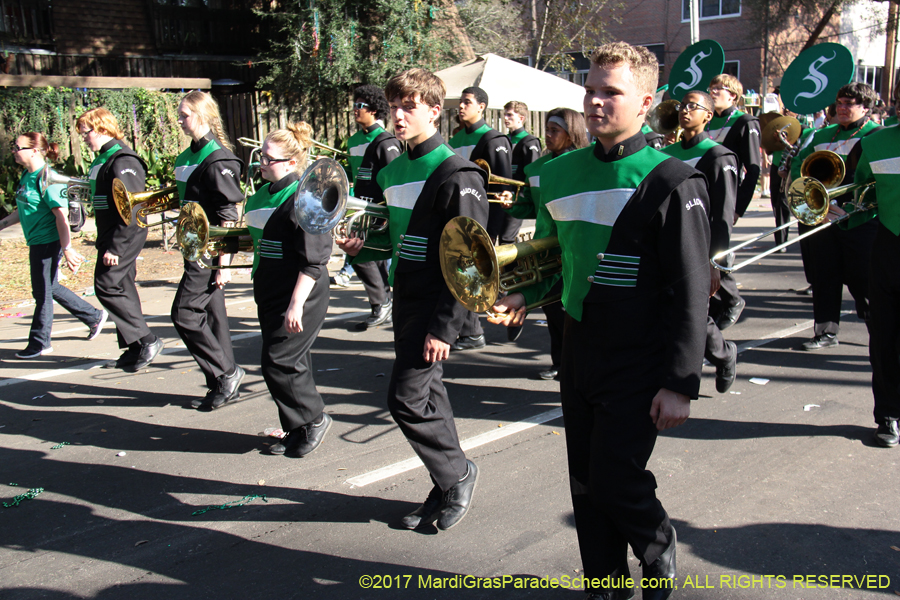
[435,53,585,112]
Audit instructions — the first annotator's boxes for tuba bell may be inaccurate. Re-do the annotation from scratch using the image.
[439,216,561,314]
[112,178,179,228]
[645,99,682,135]
[176,202,252,268]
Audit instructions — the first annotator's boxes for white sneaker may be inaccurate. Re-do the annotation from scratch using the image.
[16,346,54,359]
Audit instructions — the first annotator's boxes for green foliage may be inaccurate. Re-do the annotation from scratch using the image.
[257,0,463,113]
[0,88,183,218]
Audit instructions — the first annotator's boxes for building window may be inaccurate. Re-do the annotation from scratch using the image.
[682,0,740,20]
[642,44,665,69]
[857,64,882,92]
[723,60,740,80]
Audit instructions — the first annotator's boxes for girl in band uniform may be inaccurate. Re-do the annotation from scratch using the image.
[76,108,162,372]
[245,124,333,457]
[172,91,245,410]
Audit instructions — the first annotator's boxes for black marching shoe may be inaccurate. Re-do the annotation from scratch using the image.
[874,419,899,448]
[110,347,139,369]
[641,527,677,600]
[436,460,479,530]
[285,413,333,457]
[269,427,301,455]
[209,365,245,409]
[715,298,745,330]
[715,341,737,393]
[538,366,559,381]
[449,334,486,351]
[800,333,838,351]
[401,484,443,529]
[126,337,164,372]
[356,301,392,330]
[191,389,216,410]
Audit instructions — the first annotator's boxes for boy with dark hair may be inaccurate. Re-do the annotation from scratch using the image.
[491,42,710,600]
[344,84,403,330]
[790,82,881,351]
[338,68,488,531]
[448,85,512,350]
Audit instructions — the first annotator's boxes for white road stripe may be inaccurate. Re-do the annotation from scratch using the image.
[0,310,369,388]
[345,407,565,488]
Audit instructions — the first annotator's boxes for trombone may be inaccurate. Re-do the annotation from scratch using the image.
[711,150,876,273]
[439,216,561,314]
[176,202,252,268]
[237,136,349,158]
[473,159,529,204]
[112,178,179,228]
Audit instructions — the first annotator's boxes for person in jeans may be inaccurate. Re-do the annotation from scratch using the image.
[10,132,106,359]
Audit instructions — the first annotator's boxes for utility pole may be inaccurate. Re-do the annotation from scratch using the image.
[689,0,700,44]
[882,0,898,101]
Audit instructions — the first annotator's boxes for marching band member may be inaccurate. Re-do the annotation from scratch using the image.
[855,122,900,447]
[706,73,760,330]
[502,107,588,379]
[447,86,512,351]
[347,84,403,331]
[11,133,107,359]
[76,108,162,371]
[790,83,880,351]
[491,43,710,599]
[338,68,488,531]
[246,123,334,457]
[172,91,245,409]
[662,91,740,393]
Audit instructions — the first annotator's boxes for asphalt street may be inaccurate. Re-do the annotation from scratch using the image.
[1,204,898,600]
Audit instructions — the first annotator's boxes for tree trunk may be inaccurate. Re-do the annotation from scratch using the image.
[801,0,840,52]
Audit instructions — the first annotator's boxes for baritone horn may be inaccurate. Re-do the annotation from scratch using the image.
[176,202,252,268]
[40,168,91,204]
[473,159,528,204]
[439,216,561,314]
[645,99,682,135]
[112,178,179,227]
[238,136,348,158]
[711,151,875,273]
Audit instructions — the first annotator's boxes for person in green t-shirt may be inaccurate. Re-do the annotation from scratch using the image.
[245,122,334,457]
[9,132,106,359]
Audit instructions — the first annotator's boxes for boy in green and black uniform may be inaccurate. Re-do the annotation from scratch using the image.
[338,68,487,532]
[491,43,710,599]
[448,86,511,350]
[663,90,740,394]
[855,124,900,447]
[345,85,404,330]
[791,83,881,351]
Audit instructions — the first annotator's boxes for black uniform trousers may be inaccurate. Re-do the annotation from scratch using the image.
[94,227,150,349]
[806,218,876,336]
[388,293,468,491]
[868,224,900,422]
[705,316,732,366]
[354,260,391,307]
[540,280,565,368]
[713,269,742,315]
[259,275,329,431]
[171,259,236,388]
[561,310,672,588]
[490,203,522,246]
[769,164,792,247]
[797,222,815,286]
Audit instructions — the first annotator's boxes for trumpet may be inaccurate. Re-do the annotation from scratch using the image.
[711,151,876,273]
[473,159,528,204]
[112,179,179,227]
[439,215,561,314]
[40,168,90,204]
[176,202,253,268]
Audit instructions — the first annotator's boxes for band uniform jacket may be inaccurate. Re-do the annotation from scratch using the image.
[90,139,147,258]
[707,106,761,218]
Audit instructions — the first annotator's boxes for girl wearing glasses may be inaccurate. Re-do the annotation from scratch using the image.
[245,124,334,457]
[173,91,245,410]
[10,133,107,359]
